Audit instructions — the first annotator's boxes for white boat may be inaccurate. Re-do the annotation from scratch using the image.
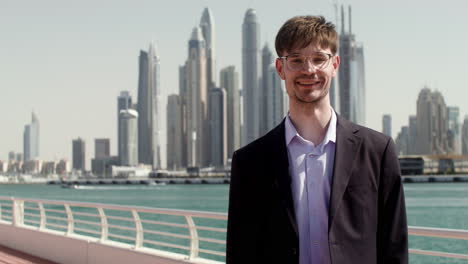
[147,181,166,186]
[61,184,79,189]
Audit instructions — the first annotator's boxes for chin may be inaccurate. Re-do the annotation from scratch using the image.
[295,92,328,104]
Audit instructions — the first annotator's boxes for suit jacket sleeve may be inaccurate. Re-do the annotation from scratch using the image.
[226,151,247,263]
[378,138,408,264]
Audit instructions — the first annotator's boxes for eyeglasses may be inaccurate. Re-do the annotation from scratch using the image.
[279,52,333,71]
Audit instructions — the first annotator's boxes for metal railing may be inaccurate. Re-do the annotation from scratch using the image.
[408,226,468,260]
[0,196,227,262]
[0,196,467,262]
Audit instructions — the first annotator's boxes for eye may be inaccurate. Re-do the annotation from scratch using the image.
[289,56,304,64]
[312,56,327,64]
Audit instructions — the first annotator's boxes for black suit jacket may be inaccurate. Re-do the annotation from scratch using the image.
[226,115,408,264]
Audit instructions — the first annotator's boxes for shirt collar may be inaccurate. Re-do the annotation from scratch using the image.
[285,108,337,148]
[323,109,337,145]
[285,114,299,146]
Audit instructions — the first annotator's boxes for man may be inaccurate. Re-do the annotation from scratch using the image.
[226,16,408,264]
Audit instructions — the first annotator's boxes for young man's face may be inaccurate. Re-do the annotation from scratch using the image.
[275,44,340,106]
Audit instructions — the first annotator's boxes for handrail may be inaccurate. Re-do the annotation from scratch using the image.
[4,197,227,219]
[0,196,227,263]
[408,225,468,240]
[408,225,468,260]
[1,196,468,262]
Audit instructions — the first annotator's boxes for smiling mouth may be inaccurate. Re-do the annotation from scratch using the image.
[296,79,322,87]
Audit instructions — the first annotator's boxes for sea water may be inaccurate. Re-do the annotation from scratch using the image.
[0,182,467,263]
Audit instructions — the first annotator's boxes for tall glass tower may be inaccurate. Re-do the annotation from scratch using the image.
[462,117,468,155]
[260,43,273,136]
[137,43,165,169]
[200,7,216,89]
[209,87,227,167]
[167,94,183,169]
[382,114,392,137]
[120,109,139,166]
[185,27,208,167]
[23,112,39,161]
[447,106,460,154]
[415,87,449,154]
[338,5,366,125]
[265,64,288,131]
[117,91,132,163]
[220,66,240,158]
[72,138,85,171]
[242,8,260,145]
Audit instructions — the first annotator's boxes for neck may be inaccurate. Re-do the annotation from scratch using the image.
[288,100,332,145]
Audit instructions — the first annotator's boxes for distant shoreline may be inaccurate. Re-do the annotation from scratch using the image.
[2,175,468,185]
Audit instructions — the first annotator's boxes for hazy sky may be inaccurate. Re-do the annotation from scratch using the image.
[1,0,468,163]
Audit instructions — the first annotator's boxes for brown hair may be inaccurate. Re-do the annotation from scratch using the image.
[275,16,338,56]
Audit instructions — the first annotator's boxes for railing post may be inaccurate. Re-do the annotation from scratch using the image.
[38,202,46,230]
[185,215,199,259]
[98,207,108,241]
[132,210,143,248]
[64,204,74,235]
[12,199,24,226]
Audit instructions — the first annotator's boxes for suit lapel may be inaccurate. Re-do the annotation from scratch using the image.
[329,115,362,228]
[269,120,298,237]
[267,115,361,237]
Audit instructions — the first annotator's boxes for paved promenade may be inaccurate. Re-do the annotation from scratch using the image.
[0,245,56,264]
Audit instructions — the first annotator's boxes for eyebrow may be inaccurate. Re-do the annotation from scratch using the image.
[287,51,329,56]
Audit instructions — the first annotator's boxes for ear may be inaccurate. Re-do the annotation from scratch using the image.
[331,55,340,77]
[275,58,286,80]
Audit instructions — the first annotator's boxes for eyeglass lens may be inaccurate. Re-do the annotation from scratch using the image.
[287,54,330,71]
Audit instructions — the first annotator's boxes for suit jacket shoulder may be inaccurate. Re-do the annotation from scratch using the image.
[233,122,286,160]
[338,115,393,152]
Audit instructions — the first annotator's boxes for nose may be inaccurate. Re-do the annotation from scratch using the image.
[302,59,318,73]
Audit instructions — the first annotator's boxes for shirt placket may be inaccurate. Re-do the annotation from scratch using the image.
[307,148,325,263]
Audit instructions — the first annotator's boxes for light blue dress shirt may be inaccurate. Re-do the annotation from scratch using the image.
[285,109,337,264]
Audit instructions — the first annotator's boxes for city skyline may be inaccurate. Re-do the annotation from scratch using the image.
[2,0,468,162]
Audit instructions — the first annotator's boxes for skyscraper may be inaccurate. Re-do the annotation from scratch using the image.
[137,43,165,169]
[23,125,30,161]
[330,78,338,111]
[120,109,139,166]
[184,27,208,167]
[428,90,448,154]
[209,87,227,167]
[8,151,15,162]
[95,138,110,159]
[462,117,468,155]
[117,91,132,162]
[415,87,448,154]
[338,6,366,125]
[260,43,273,136]
[167,94,183,169]
[408,115,417,154]
[16,153,23,162]
[242,8,260,145]
[415,88,432,154]
[23,112,39,161]
[72,138,85,171]
[91,138,117,177]
[265,64,288,131]
[447,106,460,154]
[178,65,188,167]
[220,66,240,158]
[200,7,216,88]
[395,126,409,155]
[382,114,392,137]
